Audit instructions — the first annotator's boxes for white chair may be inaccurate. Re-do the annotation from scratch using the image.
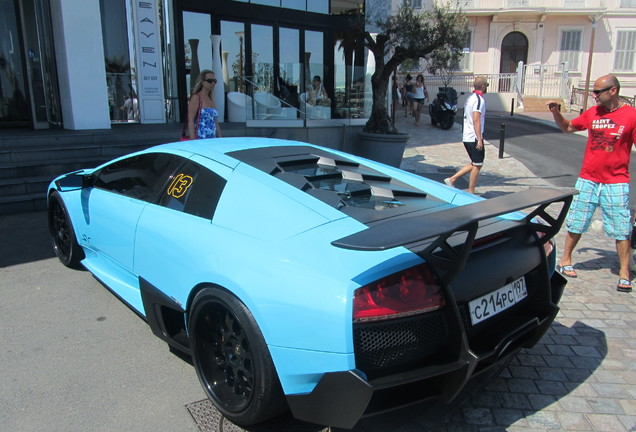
[227,92,254,122]
[254,92,282,119]
[299,92,330,119]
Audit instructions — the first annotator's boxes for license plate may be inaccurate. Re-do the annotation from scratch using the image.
[469,277,527,325]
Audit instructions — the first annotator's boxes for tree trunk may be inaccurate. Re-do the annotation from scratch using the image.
[363,72,396,134]
[363,35,398,135]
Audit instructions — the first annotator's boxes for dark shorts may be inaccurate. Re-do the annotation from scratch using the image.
[414,98,425,104]
[463,140,485,166]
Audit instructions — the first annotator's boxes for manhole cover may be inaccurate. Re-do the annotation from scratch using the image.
[186,400,330,432]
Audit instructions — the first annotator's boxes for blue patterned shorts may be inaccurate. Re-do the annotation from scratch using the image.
[565,178,630,240]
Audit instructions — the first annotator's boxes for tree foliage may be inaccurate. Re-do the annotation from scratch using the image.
[426,45,465,88]
[360,3,468,134]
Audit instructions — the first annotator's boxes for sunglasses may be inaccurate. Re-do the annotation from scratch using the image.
[204,78,217,84]
[591,86,613,95]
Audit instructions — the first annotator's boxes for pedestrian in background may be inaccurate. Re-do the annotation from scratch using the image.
[547,74,636,292]
[187,69,222,139]
[391,73,400,123]
[403,74,414,117]
[412,74,427,126]
[444,76,488,194]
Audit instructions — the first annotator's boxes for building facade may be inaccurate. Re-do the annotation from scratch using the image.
[417,0,636,106]
[1,0,366,130]
[3,0,634,131]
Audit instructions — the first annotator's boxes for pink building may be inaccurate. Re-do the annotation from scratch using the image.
[395,0,636,110]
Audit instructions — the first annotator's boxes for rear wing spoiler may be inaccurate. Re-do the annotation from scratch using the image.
[332,187,576,252]
[332,188,576,285]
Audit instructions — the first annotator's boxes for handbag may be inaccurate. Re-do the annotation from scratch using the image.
[180,94,202,141]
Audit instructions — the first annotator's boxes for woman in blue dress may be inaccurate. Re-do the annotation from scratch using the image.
[187,70,222,139]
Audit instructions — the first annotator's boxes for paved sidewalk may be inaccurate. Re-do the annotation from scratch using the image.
[378,110,636,432]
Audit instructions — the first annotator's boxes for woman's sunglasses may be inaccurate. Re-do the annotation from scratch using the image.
[204,78,217,84]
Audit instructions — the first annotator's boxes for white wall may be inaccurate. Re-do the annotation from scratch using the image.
[49,0,111,130]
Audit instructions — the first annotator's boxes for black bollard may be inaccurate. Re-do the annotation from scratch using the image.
[499,123,506,159]
[510,98,514,116]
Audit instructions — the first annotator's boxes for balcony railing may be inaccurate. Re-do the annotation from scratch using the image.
[448,0,602,10]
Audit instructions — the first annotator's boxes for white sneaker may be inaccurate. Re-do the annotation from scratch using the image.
[444,178,454,188]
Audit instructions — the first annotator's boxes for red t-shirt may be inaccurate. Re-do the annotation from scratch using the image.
[571,104,636,183]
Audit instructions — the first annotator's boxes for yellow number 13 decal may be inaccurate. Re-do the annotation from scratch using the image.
[167,173,193,198]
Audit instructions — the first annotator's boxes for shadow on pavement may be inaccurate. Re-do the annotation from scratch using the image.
[0,210,55,268]
[186,321,606,432]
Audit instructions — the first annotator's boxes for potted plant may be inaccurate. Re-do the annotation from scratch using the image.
[352,4,469,166]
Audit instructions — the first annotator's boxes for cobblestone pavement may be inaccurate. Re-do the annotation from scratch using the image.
[377,110,636,432]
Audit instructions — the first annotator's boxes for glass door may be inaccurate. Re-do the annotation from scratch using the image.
[0,0,29,126]
[21,0,61,128]
[101,0,138,123]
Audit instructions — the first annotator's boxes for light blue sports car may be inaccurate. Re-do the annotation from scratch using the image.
[48,137,574,429]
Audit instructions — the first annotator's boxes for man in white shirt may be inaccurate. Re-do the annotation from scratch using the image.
[444,76,488,194]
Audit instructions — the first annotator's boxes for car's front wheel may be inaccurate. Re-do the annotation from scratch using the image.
[48,191,84,268]
[189,287,286,426]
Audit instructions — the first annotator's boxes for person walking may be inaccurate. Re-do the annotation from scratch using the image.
[187,70,222,139]
[444,76,488,194]
[412,74,427,126]
[403,74,414,117]
[547,74,636,292]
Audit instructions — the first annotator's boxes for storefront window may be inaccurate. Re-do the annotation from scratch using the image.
[100,0,138,123]
[278,27,300,110]
[307,0,328,14]
[304,30,324,88]
[221,21,246,93]
[251,24,274,93]
[183,12,212,97]
[0,0,29,125]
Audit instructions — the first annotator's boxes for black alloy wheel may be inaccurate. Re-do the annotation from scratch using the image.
[48,191,84,268]
[189,288,286,426]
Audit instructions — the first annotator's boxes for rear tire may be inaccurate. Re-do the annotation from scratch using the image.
[189,288,286,426]
[48,191,84,268]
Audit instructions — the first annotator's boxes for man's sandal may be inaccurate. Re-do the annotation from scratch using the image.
[617,278,632,293]
[557,264,577,278]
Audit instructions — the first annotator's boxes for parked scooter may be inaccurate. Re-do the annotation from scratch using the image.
[429,86,458,130]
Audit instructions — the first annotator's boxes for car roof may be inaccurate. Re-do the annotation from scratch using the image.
[146,138,451,226]
[156,137,304,161]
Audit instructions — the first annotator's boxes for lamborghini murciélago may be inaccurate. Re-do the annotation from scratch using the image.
[48,137,574,429]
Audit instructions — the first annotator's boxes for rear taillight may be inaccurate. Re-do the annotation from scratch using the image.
[536,230,554,258]
[353,264,445,323]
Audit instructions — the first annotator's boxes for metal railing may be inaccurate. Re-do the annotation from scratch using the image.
[445,0,602,9]
[403,62,570,110]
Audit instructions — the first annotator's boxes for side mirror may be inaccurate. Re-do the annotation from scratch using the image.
[55,171,94,191]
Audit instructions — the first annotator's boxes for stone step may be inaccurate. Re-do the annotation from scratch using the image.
[0,192,48,215]
[0,125,181,215]
[0,121,353,214]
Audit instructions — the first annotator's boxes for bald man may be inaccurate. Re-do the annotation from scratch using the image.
[548,74,636,292]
